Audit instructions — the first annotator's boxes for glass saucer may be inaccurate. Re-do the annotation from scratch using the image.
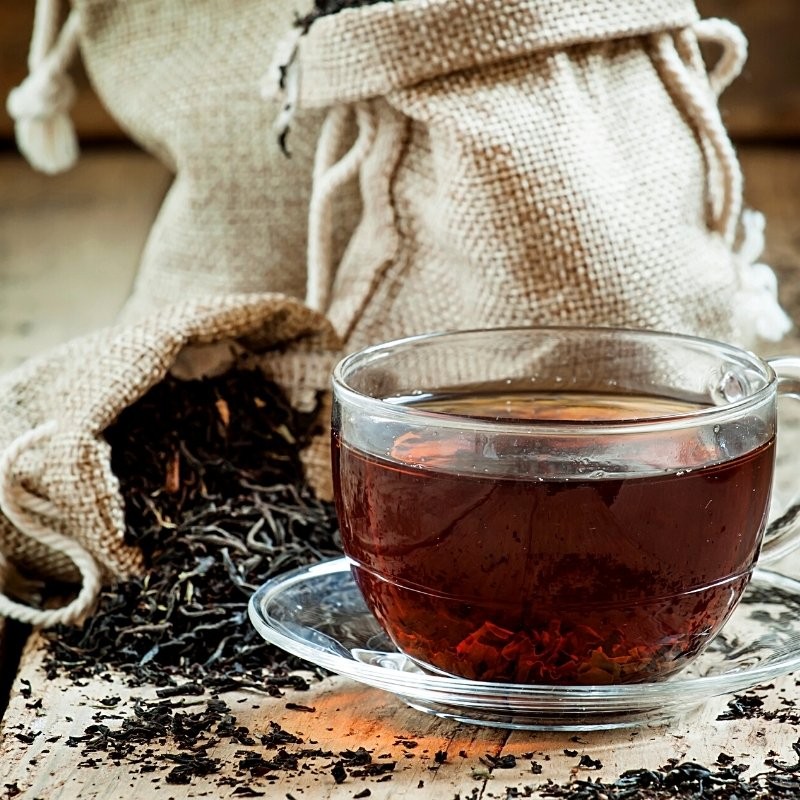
[248,558,800,731]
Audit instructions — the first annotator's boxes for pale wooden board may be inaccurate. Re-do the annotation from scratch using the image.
[0,636,799,800]
[0,150,171,374]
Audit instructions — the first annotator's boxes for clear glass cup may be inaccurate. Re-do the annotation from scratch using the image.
[331,326,800,686]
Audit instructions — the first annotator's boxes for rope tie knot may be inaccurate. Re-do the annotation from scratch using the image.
[6,2,81,174]
[7,68,77,121]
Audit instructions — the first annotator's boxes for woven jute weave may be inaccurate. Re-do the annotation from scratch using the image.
[278,0,789,350]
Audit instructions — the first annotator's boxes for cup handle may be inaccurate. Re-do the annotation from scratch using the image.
[759,356,800,564]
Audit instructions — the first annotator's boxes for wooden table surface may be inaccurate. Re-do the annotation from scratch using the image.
[1,145,800,798]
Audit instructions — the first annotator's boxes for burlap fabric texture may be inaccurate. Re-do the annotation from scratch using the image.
[271,0,791,351]
[7,0,359,314]
[0,295,339,628]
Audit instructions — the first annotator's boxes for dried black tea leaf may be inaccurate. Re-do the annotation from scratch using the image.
[42,369,341,691]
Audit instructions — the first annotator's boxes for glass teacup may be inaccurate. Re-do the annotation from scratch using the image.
[331,327,800,685]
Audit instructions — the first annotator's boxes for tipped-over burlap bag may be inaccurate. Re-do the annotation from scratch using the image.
[0,295,338,627]
[270,0,790,350]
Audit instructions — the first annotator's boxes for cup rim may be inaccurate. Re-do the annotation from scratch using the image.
[332,325,777,436]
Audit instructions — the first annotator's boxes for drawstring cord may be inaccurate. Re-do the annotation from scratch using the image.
[692,18,748,97]
[6,0,81,174]
[652,23,743,247]
[263,29,377,314]
[306,103,376,312]
[0,422,101,627]
[652,19,791,342]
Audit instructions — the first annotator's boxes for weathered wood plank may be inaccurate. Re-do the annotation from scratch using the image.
[0,150,171,374]
[0,638,510,799]
[0,637,799,800]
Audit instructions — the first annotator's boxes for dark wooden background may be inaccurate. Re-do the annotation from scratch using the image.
[1,1,798,144]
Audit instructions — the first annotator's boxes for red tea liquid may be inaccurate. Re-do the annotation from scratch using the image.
[333,392,775,685]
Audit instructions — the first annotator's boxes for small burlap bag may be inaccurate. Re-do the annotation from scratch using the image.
[0,295,339,627]
[7,0,359,313]
[271,0,791,350]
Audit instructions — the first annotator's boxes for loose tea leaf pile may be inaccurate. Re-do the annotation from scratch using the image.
[42,367,341,690]
[535,751,800,799]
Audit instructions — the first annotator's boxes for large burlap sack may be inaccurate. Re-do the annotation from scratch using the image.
[3,0,348,627]
[0,295,338,627]
[270,0,791,350]
[7,0,359,314]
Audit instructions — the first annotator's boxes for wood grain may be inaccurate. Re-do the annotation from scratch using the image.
[0,635,799,800]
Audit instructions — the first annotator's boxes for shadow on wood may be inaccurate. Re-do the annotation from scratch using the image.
[0,620,30,721]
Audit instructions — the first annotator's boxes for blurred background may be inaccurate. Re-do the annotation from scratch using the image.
[0,0,798,372]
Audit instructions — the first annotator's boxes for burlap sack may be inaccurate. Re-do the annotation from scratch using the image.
[0,295,338,627]
[271,0,791,350]
[3,0,349,627]
[7,0,359,313]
